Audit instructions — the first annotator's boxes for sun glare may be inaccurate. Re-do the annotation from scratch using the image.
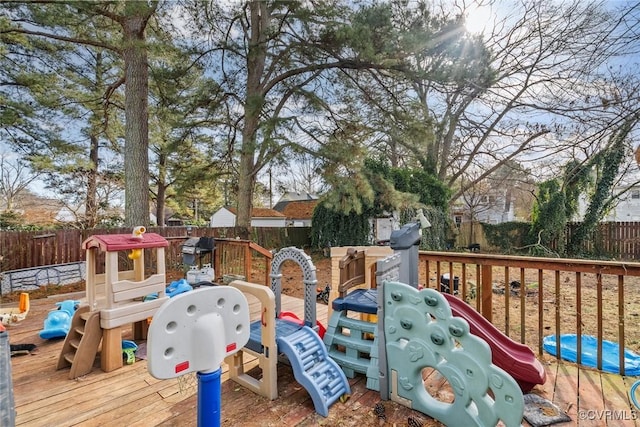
[464,5,494,36]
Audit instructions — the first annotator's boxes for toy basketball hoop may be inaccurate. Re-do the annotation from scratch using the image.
[147,286,250,427]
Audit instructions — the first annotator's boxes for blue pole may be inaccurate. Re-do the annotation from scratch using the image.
[197,368,221,427]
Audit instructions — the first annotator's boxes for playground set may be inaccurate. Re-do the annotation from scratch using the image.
[145,223,546,426]
[32,222,547,426]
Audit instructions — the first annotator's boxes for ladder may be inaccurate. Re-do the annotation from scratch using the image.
[323,311,380,390]
[57,305,103,379]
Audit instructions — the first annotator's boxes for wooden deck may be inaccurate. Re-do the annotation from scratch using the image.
[4,292,639,426]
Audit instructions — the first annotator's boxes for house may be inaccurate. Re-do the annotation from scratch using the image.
[209,207,286,228]
[279,199,318,227]
[577,185,640,222]
[272,191,318,212]
[451,187,516,225]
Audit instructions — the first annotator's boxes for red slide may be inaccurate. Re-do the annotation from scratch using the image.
[442,293,546,393]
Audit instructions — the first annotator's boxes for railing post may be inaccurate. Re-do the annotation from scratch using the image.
[244,244,251,281]
[213,242,221,282]
[481,264,492,322]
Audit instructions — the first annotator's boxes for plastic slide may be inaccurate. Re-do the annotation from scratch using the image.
[39,300,80,340]
[276,325,350,417]
[543,334,640,376]
[279,311,326,339]
[442,293,546,392]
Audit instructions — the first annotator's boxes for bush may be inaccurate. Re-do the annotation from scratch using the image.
[482,221,532,253]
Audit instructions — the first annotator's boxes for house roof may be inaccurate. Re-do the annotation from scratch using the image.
[273,191,319,211]
[281,200,318,219]
[226,207,285,218]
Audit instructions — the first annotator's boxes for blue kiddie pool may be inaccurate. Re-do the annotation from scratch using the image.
[543,334,640,376]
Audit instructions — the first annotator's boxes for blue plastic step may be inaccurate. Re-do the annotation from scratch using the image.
[326,349,371,374]
[331,289,377,314]
[328,332,374,353]
[332,314,377,334]
[323,311,378,379]
[277,326,351,417]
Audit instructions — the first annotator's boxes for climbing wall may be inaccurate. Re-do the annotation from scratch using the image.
[383,281,524,427]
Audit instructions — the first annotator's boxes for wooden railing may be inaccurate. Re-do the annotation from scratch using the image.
[418,251,640,375]
[213,238,272,286]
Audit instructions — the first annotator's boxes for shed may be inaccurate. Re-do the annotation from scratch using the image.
[210,207,286,228]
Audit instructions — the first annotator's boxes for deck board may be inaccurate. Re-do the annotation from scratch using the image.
[578,367,606,427]
[3,292,638,426]
[602,372,638,427]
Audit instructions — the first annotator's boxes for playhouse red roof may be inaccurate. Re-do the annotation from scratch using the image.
[82,232,169,252]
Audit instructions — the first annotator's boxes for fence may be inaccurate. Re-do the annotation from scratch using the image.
[1,262,85,295]
[0,226,312,273]
[456,221,640,260]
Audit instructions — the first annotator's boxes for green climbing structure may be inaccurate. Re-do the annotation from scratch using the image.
[383,281,524,427]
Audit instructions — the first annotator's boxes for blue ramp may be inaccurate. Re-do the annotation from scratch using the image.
[276,326,350,417]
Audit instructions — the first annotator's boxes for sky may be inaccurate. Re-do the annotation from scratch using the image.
[3,0,640,210]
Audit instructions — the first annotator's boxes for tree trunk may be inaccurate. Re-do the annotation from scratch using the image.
[236,1,269,240]
[121,12,150,228]
[155,152,167,227]
[155,184,166,226]
[85,133,99,228]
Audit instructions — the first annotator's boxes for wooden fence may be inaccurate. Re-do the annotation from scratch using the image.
[0,226,312,272]
[456,221,640,260]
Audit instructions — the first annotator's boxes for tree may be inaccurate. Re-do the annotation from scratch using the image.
[146,32,226,226]
[567,117,639,254]
[1,1,159,227]
[273,152,326,197]
[334,0,640,209]
[185,1,418,239]
[530,178,567,255]
[311,155,452,248]
[0,152,40,211]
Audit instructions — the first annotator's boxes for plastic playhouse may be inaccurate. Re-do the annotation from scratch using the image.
[56,227,170,378]
[225,247,349,417]
[229,226,543,425]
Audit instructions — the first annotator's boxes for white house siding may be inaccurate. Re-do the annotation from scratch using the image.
[251,218,286,228]
[210,208,236,227]
[604,188,640,221]
[577,187,640,222]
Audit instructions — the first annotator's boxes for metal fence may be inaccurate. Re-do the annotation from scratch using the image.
[1,262,85,295]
